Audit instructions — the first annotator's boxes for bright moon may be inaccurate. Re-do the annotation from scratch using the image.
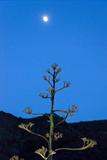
[42,16,49,22]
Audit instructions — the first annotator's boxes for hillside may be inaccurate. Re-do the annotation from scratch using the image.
[0,111,107,160]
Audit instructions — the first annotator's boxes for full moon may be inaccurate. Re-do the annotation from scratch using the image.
[42,16,49,22]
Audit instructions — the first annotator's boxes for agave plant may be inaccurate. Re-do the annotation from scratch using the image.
[19,64,97,160]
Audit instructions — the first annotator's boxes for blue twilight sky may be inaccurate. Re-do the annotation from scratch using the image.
[0,0,107,122]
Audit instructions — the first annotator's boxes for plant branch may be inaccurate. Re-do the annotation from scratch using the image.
[43,75,53,87]
[54,112,69,128]
[19,123,49,145]
[47,79,53,87]
[56,87,66,93]
[54,109,67,114]
[55,138,97,152]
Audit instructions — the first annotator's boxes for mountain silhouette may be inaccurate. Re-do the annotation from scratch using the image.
[0,111,107,160]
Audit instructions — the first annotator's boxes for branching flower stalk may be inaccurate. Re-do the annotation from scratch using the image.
[47,64,63,160]
[18,64,97,160]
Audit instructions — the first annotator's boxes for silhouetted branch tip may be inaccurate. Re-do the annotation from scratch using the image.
[39,93,51,99]
[43,75,49,81]
[67,105,78,117]
[56,67,62,75]
[23,107,32,114]
[51,63,58,70]
[43,75,53,87]
[63,81,71,88]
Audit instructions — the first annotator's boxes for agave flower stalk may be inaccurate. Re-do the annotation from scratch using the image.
[48,67,56,160]
[18,64,97,160]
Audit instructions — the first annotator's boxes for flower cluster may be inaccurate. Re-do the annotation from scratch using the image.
[81,137,97,149]
[23,107,32,114]
[46,132,63,141]
[63,81,71,88]
[39,93,49,99]
[54,132,63,141]
[18,122,34,131]
[67,105,78,117]
[35,146,56,160]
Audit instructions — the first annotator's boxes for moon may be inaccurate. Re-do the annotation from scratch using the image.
[42,15,49,23]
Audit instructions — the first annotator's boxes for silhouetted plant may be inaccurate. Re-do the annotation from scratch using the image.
[18,64,97,160]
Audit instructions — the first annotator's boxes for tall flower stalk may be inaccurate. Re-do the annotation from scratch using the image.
[18,64,97,160]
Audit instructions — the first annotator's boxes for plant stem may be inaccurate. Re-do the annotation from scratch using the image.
[48,71,56,160]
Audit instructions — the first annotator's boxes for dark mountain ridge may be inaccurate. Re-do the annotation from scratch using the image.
[0,111,107,160]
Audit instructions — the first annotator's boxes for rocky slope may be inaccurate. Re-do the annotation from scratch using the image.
[0,111,107,160]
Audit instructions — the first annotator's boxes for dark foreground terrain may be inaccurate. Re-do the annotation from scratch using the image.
[0,111,107,160]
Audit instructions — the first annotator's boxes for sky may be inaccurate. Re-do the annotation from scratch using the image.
[0,0,107,122]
